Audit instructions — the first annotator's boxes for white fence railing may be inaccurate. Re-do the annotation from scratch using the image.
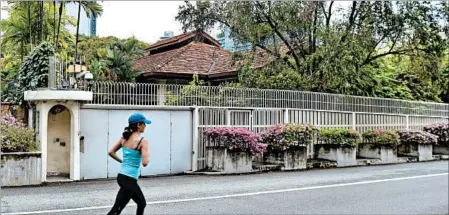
[87,81,449,117]
[194,107,449,170]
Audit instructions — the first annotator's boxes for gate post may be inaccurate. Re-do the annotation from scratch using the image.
[283,108,289,124]
[191,108,199,171]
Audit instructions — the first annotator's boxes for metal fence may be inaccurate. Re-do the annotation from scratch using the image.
[195,107,448,170]
[88,81,449,117]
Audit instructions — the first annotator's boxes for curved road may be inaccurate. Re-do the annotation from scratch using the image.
[2,161,448,214]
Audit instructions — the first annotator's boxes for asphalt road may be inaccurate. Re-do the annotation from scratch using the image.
[2,161,448,215]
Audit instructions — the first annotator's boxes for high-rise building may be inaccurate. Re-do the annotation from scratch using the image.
[65,2,97,37]
[216,28,252,52]
[160,31,174,40]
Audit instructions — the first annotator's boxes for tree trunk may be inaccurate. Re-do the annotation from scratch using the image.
[75,2,81,63]
[56,2,64,49]
[28,2,32,48]
[53,1,56,44]
[40,1,44,42]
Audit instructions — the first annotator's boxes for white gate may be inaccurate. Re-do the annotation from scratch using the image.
[80,107,192,180]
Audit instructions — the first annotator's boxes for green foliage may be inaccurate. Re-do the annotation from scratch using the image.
[0,115,37,153]
[100,38,146,82]
[3,41,55,104]
[318,128,361,148]
[239,61,302,90]
[362,129,400,147]
[165,74,210,106]
[176,1,449,102]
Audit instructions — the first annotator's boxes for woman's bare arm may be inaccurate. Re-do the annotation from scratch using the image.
[108,138,123,163]
[140,139,150,167]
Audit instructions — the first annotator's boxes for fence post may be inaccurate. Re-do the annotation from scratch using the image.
[406,115,410,130]
[284,108,289,124]
[352,112,356,130]
[226,109,231,126]
[191,108,199,172]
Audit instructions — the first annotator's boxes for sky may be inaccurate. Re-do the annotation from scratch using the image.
[0,1,353,44]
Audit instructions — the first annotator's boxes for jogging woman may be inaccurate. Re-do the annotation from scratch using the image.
[107,113,151,215]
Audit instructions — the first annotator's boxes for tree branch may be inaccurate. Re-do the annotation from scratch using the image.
[254,1,302,70]
[341,1,357,43]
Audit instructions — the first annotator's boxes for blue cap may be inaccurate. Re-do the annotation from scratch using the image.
[128,113,152,124]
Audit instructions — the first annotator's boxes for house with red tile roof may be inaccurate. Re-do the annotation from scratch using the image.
[134,31,285,85]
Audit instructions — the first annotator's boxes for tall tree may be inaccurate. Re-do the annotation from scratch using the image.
[73,1,103,62]
[176,1,448,101]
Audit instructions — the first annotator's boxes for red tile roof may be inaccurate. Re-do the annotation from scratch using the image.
[135,42,237,76]
[146,31,221,53]
[135,31,292,78]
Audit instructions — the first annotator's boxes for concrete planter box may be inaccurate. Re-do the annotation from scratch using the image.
[206,147,252,173]
[316,145,357,167]
[264,146,307,170]
[1,152,42,187]
[433,145,449,155]
[398,144,433,161]
[358,144,397,163]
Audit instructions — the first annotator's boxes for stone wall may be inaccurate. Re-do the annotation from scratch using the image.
[264,147,307,170]
[1,152,42,187]
[433,146,449,155]
[316,145,357,167]
[398,144,433,161]
[358,144,397,163]
[206,147,252,173]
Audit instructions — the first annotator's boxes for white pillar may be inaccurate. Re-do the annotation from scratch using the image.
[157,80,167,105]
[284,108,289,124]
[28,107,34,129]
[70,102,81,180]
[352,112,356,130]
[191,108,199,171]
[405,115,410,130]
[226,109,231,126]
[37,103,50,182]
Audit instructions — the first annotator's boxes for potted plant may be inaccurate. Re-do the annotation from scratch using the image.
[359,129,400,163]
[1,114,41,187]
[260,124,318,170]
[203,127,266,173]
[397,130,438,161]
[315,128,360,167]
[423,123,449,155]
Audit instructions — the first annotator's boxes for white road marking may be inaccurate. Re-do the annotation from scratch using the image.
[4,172,448,215]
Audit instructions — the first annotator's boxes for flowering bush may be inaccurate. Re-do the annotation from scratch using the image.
[423,123,449,146]
[362,129,400,147]
[1,114,37,152]
[318,128,361,147]
[397,130,438,146]
[203,127,267,157]
[260,124,318,152]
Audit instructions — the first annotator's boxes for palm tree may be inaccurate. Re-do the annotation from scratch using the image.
[55,1,103,52]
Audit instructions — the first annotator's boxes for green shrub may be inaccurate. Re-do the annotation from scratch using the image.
[1,115,37,152]
[362,129,400,147]
[318,128,361,147]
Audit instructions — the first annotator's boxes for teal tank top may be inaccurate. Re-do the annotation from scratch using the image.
[119,137,143,180]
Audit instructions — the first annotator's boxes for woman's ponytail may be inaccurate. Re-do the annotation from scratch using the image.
[122,123,139,140]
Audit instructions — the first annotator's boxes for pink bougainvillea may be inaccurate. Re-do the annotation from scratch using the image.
[397,130,438,146]
[423,123,449,146]
[260,124,318,151]
[203,127,267,157]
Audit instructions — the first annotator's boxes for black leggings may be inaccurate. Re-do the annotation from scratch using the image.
[107,174,146,215]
